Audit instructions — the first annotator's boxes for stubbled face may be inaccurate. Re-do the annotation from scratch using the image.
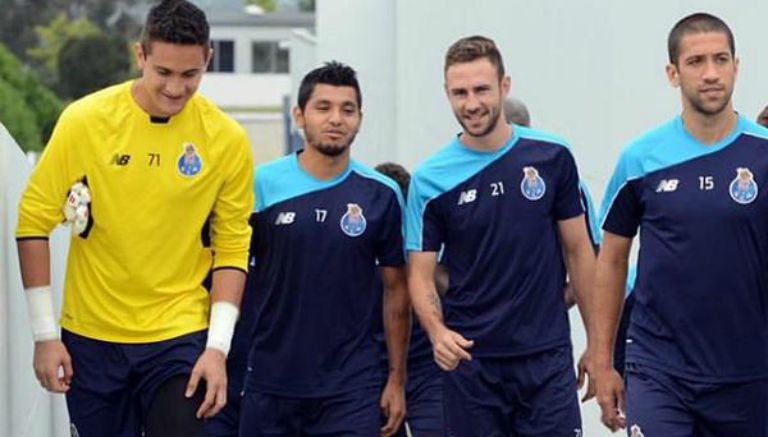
[445,58,510,138]
[293,84,362,157]
[666,31,738,117]
[134,41,210,117]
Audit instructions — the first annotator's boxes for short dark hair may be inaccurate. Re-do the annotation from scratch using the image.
[141,0,210,54]
[444,35,505,81]
[668,13,734,65]
[375,162,411,199]
[297,61,361,112]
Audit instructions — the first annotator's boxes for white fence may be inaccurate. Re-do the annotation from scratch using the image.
[1,123,70,437]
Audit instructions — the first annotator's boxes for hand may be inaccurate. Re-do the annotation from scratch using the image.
[33,340,73,393]
[186,348,227,419]
[379,377,406,436]
[590,365,626,432]
[429,327,474,371]
[576,349,593,401]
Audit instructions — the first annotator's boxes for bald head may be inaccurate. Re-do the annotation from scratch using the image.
[504,97,530,127]
[758,106,768,128]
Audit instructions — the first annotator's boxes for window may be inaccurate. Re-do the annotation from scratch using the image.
[208,40,234,72]
[251,41,289,73]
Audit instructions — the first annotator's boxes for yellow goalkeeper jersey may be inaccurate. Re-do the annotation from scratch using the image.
[17,81,254,343]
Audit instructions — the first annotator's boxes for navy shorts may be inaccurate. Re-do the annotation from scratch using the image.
[239,386,380,436]
[203,348,249,437]
[204,391,241,437]
[444,345,581,437]
[387,367,444,437]
[62,329,206,437]
[401,369,444,436]
[625,363,768,437]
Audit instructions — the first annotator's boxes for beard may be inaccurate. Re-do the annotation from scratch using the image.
[315,142,349,157]
[456,106,502,138]
[686,86,733,117]
[305,130,357,157]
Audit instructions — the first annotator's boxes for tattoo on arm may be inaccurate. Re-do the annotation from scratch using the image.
[428,291,443,319]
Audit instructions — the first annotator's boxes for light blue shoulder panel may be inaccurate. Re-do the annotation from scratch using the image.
[599,114,748,227]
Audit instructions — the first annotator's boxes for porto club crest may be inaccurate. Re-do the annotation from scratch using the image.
[729,167,758,204]
[340,203,367,237]
[520,166,546,201]
[177,142,203,177]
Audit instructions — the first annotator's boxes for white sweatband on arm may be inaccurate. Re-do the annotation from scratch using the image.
[206,301,239,356]
[24,286,59,341]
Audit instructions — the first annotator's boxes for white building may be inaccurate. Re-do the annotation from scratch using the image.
[193,1,314,164]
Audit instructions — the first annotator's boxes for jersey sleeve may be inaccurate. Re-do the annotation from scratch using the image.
[600,151,642,238]
[376,187,406,267]
[16,106,84,239]
[405,172,443,253]
[209,128,254,272]
[553,148,585,221]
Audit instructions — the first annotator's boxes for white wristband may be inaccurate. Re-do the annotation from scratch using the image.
[24,286,59,341]
[206,301,239,357]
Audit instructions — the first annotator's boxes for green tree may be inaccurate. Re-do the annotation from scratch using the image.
[58,34,132,99]
[0,0,141,62]
[26,13,101,87]
[0,44,63,152]
[0,78,41,151]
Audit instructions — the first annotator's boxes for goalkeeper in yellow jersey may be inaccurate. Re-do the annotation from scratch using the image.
[15,1,253,436]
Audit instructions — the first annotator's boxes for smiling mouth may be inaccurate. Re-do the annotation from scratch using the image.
[161,94,184,101]
[464,113,488,123]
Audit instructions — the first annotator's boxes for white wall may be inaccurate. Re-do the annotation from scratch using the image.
[316,0,397,166]
[200,73,291,109]
[1,124,70,436]
[233,114,286,165]
[199,75,291,167]
[311,0,768,434]
[289,29,318,109]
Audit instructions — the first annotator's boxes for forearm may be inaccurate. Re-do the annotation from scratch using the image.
[382,268,411,383]
[18,239,51,287]
[565,237,596,333]
[18,239,59,341]
[209,268,246,305]
[206,268,246,356]
[408,273,446,339]
[590,256,627,368]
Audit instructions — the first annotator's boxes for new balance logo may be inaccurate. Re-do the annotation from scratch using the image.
[458,189,477,205]
[656,179,679,192]
[112,154,131,166]
[274,212,296,225]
